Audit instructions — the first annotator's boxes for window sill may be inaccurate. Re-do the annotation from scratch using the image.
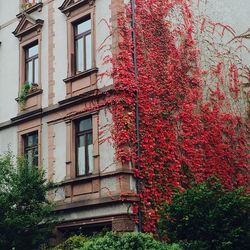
[17,3,43,18]
[58,169,134,187]
[15,88,43,103]
[63,67,98,84]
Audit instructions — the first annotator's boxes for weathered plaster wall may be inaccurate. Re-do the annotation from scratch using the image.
[54,121,67,182]
[0,16,19,122]
[53,0,67,104]
[99,108,116,173]
[196,0,250,65]
[0,126,18,155]
[59,203,133,222]
[96,0,113,89]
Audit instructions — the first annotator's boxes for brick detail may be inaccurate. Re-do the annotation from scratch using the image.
[112,217,135,232]
[48,0,55,105]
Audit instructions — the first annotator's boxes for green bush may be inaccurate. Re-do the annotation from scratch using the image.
[52,235,87,250]
[158,178,250,250]
[0,154,55,249]
[52,232,182,250]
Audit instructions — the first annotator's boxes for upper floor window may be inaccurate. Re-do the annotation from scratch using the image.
[74,17,92,74]
[23,131,39,167]
[25,42,38,84]
[75,117,93,176]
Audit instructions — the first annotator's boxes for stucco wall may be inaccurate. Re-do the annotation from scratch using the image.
[54,121,67,182]
[96,0,113,89]
[195,0,250,65]
[53,0,67,104]
[0,15,19,123]
[99,108,116,173]
[0,126,18,155]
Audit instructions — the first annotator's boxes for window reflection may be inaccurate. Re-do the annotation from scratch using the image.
[23,132,39,167]
[76,117,93,176]
[25,43,38,84]
[74,17,92,73]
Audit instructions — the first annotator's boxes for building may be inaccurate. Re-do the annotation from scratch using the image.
[0,0,137,240]
[0,0,249,242]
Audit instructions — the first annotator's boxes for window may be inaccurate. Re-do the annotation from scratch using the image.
[74,17,92,73]
[23,131,39,167]
[75,117,93,176]
[25,42,39,84]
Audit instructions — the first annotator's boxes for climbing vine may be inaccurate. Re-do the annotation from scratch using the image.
[110,0,249,233]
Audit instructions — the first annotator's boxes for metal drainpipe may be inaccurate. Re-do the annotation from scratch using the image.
[131,0,143,233]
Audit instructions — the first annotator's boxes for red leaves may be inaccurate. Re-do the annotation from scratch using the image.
[110,0,249,233]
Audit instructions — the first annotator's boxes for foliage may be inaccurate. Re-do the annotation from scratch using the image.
[52,235,87,250]
[158,178,250,250]
[52,232,182,250]
[21,2,32,11]
[0,153,55,250]
[18,82,31,109]
[110,0,250,232]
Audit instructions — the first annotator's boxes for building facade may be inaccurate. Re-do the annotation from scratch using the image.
[0,0,137,240]
[0,0,249,242]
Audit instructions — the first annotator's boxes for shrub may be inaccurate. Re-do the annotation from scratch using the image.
[158,178,250,250]
[52,235,87,250]
[52,232,182,250]
[0,154,55,249]
[83,232,160,250]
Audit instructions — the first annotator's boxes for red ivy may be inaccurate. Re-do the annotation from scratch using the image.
[110,0,249,233]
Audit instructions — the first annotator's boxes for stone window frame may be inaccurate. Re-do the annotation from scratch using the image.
[65,113,99,180]
[19,32,42,91]
[13,15,44,111]
[59,0,97,97]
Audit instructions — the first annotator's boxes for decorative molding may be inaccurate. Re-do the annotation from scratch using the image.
[12,14,44,40]
[59,0,95,16]
[11,108,42,123]
[0,86,112,131]
[63,67,98,83]
[58,169,134,186]
[55,194,138,211]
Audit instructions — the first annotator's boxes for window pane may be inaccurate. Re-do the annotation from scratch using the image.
[27,149,33,167]
[34,58,38,84]
[78,118,92,132]
[24,132,38,167]
[76,19,91,35]
[28,44,38,58]
[85,34,92,70]
[77,135,85,175]
[27,134,33,146]
[27,133,38,147]
[87,134,93,174]
[76,38,84,72]
[33,147,38,167]
[33,133,38,145]
[27,61,33,83]
[78,135,85,147]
